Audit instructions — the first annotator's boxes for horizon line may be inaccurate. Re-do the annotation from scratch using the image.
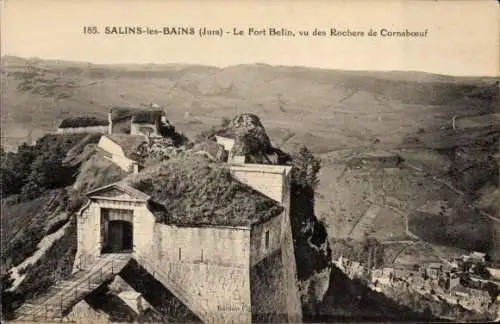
[2,55,498,79]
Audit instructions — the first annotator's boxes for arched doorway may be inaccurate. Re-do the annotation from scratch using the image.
[105,220,133,253]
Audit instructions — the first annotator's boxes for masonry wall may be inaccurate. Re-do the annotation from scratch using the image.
[74,201,101,270]
[215,136,235,152]
[249,216,302,323]
[130,122,160,138]
[250,215,282,266]
[111,119,132,134]
[56,126,108,134]
[230,168,285,203]
[250,249,287,322]
[143,223,252,323]
[280,205,303,323]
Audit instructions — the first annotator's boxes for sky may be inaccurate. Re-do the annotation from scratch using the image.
[2,0,499,76]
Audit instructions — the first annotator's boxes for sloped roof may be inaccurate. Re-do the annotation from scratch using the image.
[87,182,151,201]
[58,117,108,128]
[105,134,147,159]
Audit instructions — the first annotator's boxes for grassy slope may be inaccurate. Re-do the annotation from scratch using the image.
[1,195,52,248]
[126,155,283,226]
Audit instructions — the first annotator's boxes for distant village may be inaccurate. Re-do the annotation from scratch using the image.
[336,250,500,315]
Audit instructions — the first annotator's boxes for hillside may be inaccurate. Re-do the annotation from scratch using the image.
[2,56,497,153]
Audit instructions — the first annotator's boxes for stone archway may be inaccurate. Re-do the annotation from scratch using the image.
[101,208,134,253]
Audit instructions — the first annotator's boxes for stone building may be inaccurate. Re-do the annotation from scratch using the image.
[73,162,302,323]
[108,107,169,137]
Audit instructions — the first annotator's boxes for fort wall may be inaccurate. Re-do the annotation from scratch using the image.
[230,165,290,203]
[148,224,252,323]
[75,164,302,323]
[250,215,282,266]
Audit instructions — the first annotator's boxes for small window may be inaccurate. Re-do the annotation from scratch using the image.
[265,230,270,249]
[201,249,204,262]
[178,247,182,261]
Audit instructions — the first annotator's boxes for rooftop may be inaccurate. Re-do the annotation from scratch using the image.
[125,155,284,227]
[58,117,109,128]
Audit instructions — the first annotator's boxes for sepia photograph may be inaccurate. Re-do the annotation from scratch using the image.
[1,0,499,323]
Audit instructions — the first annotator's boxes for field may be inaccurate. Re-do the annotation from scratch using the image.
[2,55,499,265]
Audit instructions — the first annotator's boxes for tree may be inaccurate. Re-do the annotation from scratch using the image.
[1,143,36,196]
[291,145,321,190]
[289,145,331,281]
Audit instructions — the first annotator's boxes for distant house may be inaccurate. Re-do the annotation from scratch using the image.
[449,274,461,290]
[451,284,491,306]
[347,261,366,279]
[108,107,168,137]
[215,136,235,151]
[97,134,148,173]
[393,267,412,281]
[334,255,347,272]
[231,155,246,165]
[372,267,393,286]
[468,252,487,263]
[451,284,471,298]
[56,117,108,134]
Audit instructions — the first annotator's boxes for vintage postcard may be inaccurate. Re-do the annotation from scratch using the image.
[1,0,499,323]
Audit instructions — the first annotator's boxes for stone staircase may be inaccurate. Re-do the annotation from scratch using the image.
[13,253,131,322]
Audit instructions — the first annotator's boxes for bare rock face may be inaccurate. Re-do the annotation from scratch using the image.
[230,114,273,155]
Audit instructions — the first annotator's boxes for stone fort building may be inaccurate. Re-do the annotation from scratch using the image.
[72,162,303,323]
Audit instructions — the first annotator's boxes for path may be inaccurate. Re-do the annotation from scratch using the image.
[348,204,381,239]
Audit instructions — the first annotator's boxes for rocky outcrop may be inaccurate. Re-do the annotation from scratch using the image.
[220,113,291,165]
